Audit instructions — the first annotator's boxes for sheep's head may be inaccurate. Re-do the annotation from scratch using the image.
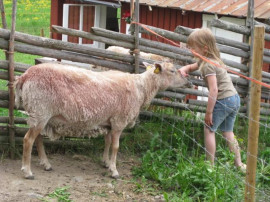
[143,62,192,90]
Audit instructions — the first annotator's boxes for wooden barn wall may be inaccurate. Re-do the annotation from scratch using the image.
[120,3,202,44]
[51,0,94,44]
[50,0,64,40]
[263,41,270,72]
[68,5,80,43]
[51,1,202,44]
[67,5,95,44]
[82,6,95,44]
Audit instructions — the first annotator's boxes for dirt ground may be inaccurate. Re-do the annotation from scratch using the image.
[0,153,164,202]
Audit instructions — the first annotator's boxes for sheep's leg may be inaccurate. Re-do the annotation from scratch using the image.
[109,130,122,178]
[102,132,112,168]
[35,134,52,171]
[21,127,42,179]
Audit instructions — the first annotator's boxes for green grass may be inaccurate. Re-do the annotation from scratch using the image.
[0,0,51,64]
[42,186,73,202]
[131,113,270,201]
[3,0,51,36]
[0,0,50,116]
[0,76,7,90]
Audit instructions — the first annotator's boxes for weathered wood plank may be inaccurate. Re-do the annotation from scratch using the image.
[0,70,8,80]
[92,27,192,57]
[0,38,136,73]
[156,91,185,100]
[0,89,8,100]
[0,59,30,72]
[175,25,250,58]
[129,23,188,43]
[53,25,191,65]
[210,18,270,41]
[210,18,251,35]
[0,116,27,124]
[175,24,250,51]
[0,28,136,63]
[52,25,249,72]
[255,20,270,33]
[52,25,134,49]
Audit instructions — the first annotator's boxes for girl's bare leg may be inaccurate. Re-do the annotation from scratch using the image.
[204,126,216,165]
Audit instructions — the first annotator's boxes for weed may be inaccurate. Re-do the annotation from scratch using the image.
[131,116,252,201]
[91,190,108,198]
[42,186,72,202]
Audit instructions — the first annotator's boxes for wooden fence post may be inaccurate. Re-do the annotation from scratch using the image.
[8,0,17,159]
[244,25,265,202]
[246,0,254,118]
[0,0,7,29]
[0,0,8,61]
[134,0,140,73]
[130,0,134,20]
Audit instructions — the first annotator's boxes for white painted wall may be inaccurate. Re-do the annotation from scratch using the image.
[203,14,245,63]
[93,5,106,49]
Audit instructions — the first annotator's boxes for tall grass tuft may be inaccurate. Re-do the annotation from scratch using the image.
[131,109,270,201]
[0,0,51,116]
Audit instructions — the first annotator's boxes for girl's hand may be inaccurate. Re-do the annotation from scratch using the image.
[178,67,188,77]
[178,63,199,77]
[205,112,213,127]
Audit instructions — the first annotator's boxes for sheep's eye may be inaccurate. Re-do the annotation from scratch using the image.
[170,70,175,73]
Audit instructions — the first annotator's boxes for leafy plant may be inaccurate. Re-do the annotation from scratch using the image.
[91,190,108,198]
[132,118,248,201]
[42,186,72,202]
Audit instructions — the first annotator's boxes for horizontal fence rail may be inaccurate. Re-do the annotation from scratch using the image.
[0,23,270,143]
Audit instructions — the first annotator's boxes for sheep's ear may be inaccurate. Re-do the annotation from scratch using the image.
[154,63,162,74]
[143,62,153,70]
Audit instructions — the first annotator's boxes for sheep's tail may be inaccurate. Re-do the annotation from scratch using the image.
[14,76,23,109]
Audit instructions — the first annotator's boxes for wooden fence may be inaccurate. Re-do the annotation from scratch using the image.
[0,19,270,147]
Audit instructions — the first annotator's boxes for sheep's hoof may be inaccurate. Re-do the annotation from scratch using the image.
[102,161,109,168]
[111,174,119,179]
[44,167,52,171]
[25,175,35,180]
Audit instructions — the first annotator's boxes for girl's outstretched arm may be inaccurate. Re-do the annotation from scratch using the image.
[178,62,199,77]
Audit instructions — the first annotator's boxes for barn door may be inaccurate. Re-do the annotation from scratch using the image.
[62,4,106,48]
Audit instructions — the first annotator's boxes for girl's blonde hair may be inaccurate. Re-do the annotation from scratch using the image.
[187,28,223,65]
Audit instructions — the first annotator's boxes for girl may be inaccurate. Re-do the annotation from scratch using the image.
[179,28,246,172]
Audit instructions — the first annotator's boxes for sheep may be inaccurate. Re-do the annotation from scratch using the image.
[106,46,172,62]
[93,46,173,71]
[14,61,189,179]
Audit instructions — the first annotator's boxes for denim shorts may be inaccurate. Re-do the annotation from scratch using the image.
[208,94,240,132]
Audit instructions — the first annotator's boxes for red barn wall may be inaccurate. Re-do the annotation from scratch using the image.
[51,0,95,43]
[120,3,202,44]
[263,41,270,72]
[50,0,64,40]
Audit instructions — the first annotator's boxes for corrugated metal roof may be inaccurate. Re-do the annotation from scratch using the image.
[117,0,270,19]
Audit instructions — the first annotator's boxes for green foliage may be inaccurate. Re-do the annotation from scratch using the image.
[42,186,72,202]
[0,78,7,90]
[132,129,245,200]
[0,0,51,117]
[0,0,50,64]
[3,0,51,36]
[131,113,270,201]
[91,191,108,198]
